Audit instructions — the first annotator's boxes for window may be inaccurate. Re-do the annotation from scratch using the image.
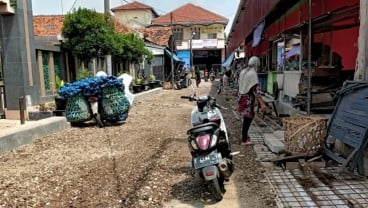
[42,51,50,91]
[192,31,200,39]
[173,28,183,41]
[208,33,217,39]
[191,28,201,39]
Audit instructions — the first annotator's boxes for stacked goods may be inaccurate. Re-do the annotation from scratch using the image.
[59,76,130,123]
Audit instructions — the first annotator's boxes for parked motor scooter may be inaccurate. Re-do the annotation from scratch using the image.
[204,70,209,82]
[180,88,238,201]
[87,72,132,128]
[209,70,216,81]
[175,73,189,90]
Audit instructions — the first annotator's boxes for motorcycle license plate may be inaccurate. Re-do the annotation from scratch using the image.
[193,153,222,169]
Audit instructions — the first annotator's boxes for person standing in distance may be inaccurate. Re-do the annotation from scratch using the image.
[195,68,201,88]
[237,57,267,146]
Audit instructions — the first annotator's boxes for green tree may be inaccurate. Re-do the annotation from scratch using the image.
[62,8,153,68]
[112,33,153,64]
[62,8,114,63]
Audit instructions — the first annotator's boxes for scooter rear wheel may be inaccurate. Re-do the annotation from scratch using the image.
[95,114,104,128]
[209,176,225,201]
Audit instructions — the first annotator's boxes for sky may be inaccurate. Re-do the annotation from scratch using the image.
[31,0,240,34]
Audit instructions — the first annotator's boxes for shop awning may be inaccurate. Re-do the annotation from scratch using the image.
[222,52,235,69]
[164,49,181,62]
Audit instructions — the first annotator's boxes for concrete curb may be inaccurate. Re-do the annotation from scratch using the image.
[133,87,163,102]
[0,117,70,154]
[0,88,163,154]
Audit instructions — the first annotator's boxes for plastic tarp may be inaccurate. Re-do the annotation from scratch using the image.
[252,20,265,48]
[176,50,191,69]
[118,73,134,105]
[164,49,181,62]
[285,45,301,59]
[222,52,235,69]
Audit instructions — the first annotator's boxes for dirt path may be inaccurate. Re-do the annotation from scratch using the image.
[0,80,275,207]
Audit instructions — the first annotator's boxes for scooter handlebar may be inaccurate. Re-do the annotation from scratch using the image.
[181,95,197,101]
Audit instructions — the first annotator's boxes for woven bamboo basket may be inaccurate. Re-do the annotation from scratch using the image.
[282,116,328,155]
[101,86,130,117]
[65,93,91,122]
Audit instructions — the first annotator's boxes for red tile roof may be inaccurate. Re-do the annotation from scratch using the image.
[138,26,172,47]
[33,15,64,36]
[151,3,228,26]
[33,15,132,36]
[111,1,159,17]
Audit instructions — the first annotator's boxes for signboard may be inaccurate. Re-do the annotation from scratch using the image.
[192,39,218,49]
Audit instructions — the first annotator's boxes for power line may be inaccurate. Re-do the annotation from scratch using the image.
[68,0,79,13]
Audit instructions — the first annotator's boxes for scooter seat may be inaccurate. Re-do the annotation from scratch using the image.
[187,122,219,135]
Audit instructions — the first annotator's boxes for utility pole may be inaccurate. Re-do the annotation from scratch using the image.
[170,12,175,88]
[355,0,368,81]
[104,0,112,75]
[104,0,110,15]
[190,31,196,78]
[307,0,312,115]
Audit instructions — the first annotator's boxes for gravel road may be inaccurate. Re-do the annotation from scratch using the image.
[0,80,276,207]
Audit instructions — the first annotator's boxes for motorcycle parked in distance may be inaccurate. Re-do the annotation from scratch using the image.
[204,70,209,82]
[175,74,186,90]
[209,70,216,81]
[180,90,238,201]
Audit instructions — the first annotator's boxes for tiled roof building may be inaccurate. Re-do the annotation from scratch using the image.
[33,15,131,37]
[151,3,228,26]
[33,15,64,36]
[111,1,159,17]
[111,1,159,29]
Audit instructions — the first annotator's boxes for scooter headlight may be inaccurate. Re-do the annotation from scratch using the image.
[190,140,198,150]
[210,134,218,148]
[196,134,210,150]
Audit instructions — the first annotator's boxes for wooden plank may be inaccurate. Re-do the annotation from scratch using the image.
[262,153,310,163]
[286,161,326,170]
[307,155,323,162]
[307,161,326,169]
[285,162,300,170]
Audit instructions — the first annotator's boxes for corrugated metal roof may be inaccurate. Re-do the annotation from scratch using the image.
[227,0,280,56]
